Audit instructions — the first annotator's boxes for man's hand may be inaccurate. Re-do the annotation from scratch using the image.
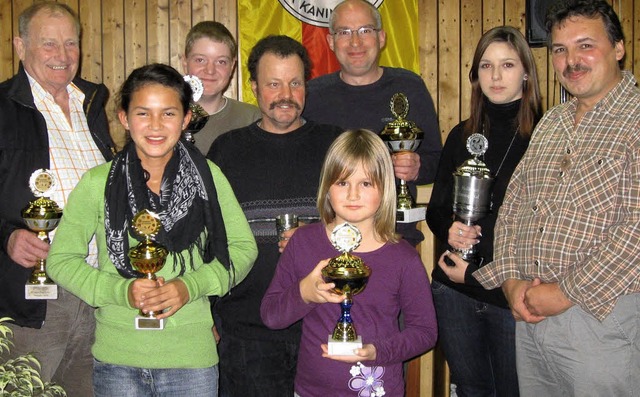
[502,278,546,323]
[392,152,420,181]
[278,222,305,253]
[524,278,573,317]
[7,229,50,268]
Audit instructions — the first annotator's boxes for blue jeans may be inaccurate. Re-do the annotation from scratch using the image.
[432,280,518,397]
[93,359,218,397]
[217,330,298,397]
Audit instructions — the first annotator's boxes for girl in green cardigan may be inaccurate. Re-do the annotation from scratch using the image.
[47,63,257,396]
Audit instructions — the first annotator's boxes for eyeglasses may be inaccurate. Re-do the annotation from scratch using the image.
[332,26,379,39]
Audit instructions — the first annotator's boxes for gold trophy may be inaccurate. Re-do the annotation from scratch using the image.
[22,169,62,300]
[321,223,371,355]
[128,209,168,330]
[380,92,426,223]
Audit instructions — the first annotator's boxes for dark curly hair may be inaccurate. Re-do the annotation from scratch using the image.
[247,35,312,82]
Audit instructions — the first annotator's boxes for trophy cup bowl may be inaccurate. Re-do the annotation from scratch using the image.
[128,210,169,330]
[22,196,62,300]
[380,93,426,223]
[322,252,371,355]
[451,135,494,265]
[184,102,210,144]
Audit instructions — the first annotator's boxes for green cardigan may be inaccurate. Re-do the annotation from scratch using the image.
[47,160,257,369]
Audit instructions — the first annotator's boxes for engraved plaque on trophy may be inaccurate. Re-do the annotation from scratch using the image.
[183,75,209,144]
[128,209,169,330]
[321,223,371,355]
[22,170,62,300]
[452,133,494,265]
[380,92,426,223]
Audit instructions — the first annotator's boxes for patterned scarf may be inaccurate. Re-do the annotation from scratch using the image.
[104,139,233,283]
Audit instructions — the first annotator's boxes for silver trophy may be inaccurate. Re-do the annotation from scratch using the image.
[452,133,494,265]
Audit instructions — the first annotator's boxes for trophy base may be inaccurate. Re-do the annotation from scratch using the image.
[135,315,164,330]
[396,206,426,223]
[25,284,58,300]
[327,335,362,356]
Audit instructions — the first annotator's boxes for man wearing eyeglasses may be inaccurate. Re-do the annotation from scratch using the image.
[303,0,442,246]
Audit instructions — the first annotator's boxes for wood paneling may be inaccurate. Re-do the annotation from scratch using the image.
[2,0,638,148]
[2,1,639,395]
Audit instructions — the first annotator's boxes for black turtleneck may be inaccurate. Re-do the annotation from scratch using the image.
[426,98,530,308]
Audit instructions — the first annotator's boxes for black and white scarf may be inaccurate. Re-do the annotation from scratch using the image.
[104,140,233,284]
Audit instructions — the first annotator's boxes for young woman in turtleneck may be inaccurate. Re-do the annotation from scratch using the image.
[427,26,542,397]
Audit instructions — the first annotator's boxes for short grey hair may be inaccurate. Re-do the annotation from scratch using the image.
[329,0,382,34]
[18,2,80,39]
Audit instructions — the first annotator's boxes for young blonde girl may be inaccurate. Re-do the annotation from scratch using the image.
[261,129,437,396]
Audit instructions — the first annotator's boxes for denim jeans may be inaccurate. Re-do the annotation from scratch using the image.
[93,359,218,397]
[217,330,298,397]
[431,280,518,397]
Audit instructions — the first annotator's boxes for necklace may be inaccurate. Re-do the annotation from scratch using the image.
[484,125,519,177]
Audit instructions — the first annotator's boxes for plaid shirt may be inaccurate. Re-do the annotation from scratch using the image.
[474,71,640,321]
[29,73,103,267]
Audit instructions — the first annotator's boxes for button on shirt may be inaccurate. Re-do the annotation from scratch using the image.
[474,71,640,321]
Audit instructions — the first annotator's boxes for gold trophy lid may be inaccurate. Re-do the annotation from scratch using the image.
[131,209,162,239]
[29,169,57,198]
[128,209,168,272]
[322,223,371,281]
[380,93,423,142]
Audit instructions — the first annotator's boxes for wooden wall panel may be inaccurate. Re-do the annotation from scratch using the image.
[437,0,461,140]
[460,0,482,122]
[147,0,171,65]
[1,0,639,148]
[0,0,14,80]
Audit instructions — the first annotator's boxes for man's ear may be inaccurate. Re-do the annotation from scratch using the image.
[251,80,258,99]
[614,40,625,62]
[326,34,335,52]
[14,37,26,61]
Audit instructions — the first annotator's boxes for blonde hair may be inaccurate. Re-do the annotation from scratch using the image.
[317,129,398,243]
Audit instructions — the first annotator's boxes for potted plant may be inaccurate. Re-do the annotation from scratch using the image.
[0,317,66,396]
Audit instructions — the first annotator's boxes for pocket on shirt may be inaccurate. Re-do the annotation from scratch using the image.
[572,156,623,212]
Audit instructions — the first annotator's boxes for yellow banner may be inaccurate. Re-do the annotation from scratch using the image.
[238,0,419,104]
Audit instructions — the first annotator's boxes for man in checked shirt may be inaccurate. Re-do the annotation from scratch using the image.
[0,2,114,396]
[471,1,640,396]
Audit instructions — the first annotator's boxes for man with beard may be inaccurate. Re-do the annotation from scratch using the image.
[207,35,342,397]
[474,1,640,395]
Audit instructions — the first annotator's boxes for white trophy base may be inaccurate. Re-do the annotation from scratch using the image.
[327,335,362,356]
[135,315,164,330]
[25,284,58,300]
[396,206,426,223]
